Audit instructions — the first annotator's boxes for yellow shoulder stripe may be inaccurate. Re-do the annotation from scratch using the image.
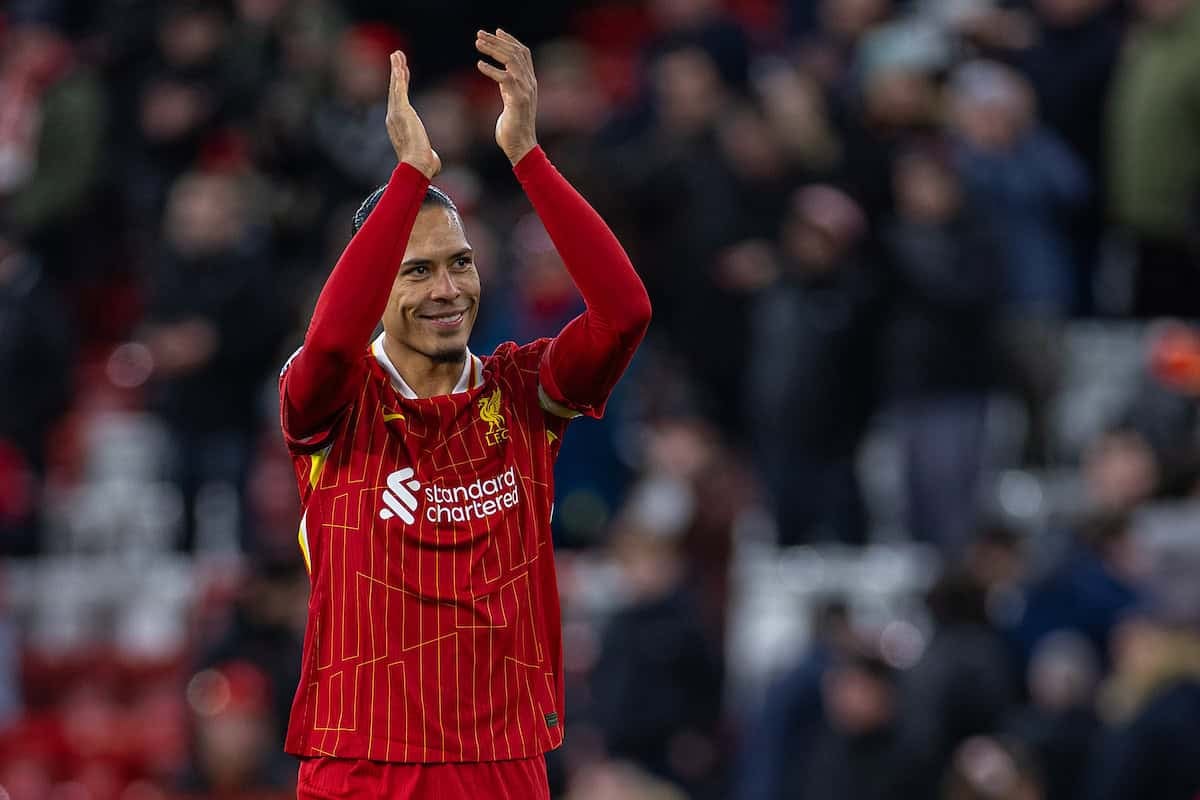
[308,445,331,489]
[298,513,312,574]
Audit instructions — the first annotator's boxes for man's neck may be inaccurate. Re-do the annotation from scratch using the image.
[381,335,466,398]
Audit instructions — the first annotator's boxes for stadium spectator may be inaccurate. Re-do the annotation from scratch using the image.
[195,558,307,787]
[141,170,283,551]
[645,0,752,90]
[311,23,402,202]
[1004,631,1102,800]
[737,597,857,800]
[746,184,880,545]
[589,495,724,796]
[753,60,842,178]
[0,21,105,278]
[123,1,231,233]
[801,651,935,799]
[881,141,1001,554]
[1017,0,1122,179]
[943,736,1044,800]
[1011,513,1142,669]
[1080,427,1161,513]
[948,60,1089,318]
[184,660,283,797]
[1015,0,1123,310]
[903,572,1017,769]
[1088,538,1200,799]
[1107,0,1200,317]
[840,17,948,218]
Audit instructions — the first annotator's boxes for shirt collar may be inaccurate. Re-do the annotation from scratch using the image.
[372,333,481,398]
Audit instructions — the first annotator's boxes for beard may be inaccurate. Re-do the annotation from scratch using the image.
[426,344,468,364]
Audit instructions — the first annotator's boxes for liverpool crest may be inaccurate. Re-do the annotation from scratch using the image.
[478,388,509,446]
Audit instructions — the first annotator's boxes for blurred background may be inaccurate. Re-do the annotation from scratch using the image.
[4,0,1200,797]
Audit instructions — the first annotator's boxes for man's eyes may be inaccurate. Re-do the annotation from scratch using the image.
[405,258,472,277]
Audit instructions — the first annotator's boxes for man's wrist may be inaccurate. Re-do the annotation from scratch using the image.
[506,140,539,167]
[404,159,439,179]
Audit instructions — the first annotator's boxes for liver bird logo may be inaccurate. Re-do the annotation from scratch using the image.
[478,388,508,444]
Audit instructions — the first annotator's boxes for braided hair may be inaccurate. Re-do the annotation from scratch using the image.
[352,184,460,235]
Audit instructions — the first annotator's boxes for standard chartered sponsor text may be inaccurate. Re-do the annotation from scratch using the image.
[424,466,519,523]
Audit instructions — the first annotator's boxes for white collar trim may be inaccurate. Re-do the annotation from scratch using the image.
[371,333,481,398]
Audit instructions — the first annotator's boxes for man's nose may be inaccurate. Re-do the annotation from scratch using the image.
[428,267,461,300]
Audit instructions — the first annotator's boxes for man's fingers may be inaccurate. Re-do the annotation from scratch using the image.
[476,29,533,90]
[476,60,506,83]
[494,28,524,48]
[477,30,528,66]
[475,34,515,64]
[389,51,409,100]
[494,29,531,64]
[477,30,515,47]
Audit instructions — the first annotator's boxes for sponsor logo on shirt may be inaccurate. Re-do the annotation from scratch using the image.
[378,466,521,525]
[379,467,421,523]
[425,466,520,523]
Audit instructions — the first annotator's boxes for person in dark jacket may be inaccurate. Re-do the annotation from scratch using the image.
[903,571,1017,770]
[746,185,881,546]
[1015,0,1123,312]
[1010,513,1142,670]
[882,142,1002,556]
[1088,536,1200,800]
[801,651,935,800]
[736,597,857,800]
[141,171,282,552]
[1004,632,1102,800]
[948,60,1089,317]
[590,509,724,796]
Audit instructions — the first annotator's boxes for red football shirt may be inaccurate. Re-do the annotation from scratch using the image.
[277,147,650,771]
[280,334,572,763]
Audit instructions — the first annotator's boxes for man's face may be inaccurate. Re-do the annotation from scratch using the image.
[782,219,840,272]
[823,665,894,735]
[382,205,479,364]
[335,39,389,107]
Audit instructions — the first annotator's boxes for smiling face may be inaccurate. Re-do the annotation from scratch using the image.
[381,203,480,365]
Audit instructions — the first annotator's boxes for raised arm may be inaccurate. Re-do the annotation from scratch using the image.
[281,51,438,445]
[477,29,651,417]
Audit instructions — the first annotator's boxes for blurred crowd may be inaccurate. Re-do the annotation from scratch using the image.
[4,0,1200,797]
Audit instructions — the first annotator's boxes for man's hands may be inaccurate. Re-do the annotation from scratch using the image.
[475,29,538,165]
[384,32,536,174]
[385,50,440,179]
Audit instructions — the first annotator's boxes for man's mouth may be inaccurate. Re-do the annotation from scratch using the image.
[420,309,466,329]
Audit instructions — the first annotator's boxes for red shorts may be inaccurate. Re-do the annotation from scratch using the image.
[296,755,550,800]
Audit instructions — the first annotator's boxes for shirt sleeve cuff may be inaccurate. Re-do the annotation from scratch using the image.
[512,146,550,182]
[395,161,433,186]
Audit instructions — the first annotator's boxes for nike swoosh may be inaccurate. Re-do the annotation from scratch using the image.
[383,410,405,422]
